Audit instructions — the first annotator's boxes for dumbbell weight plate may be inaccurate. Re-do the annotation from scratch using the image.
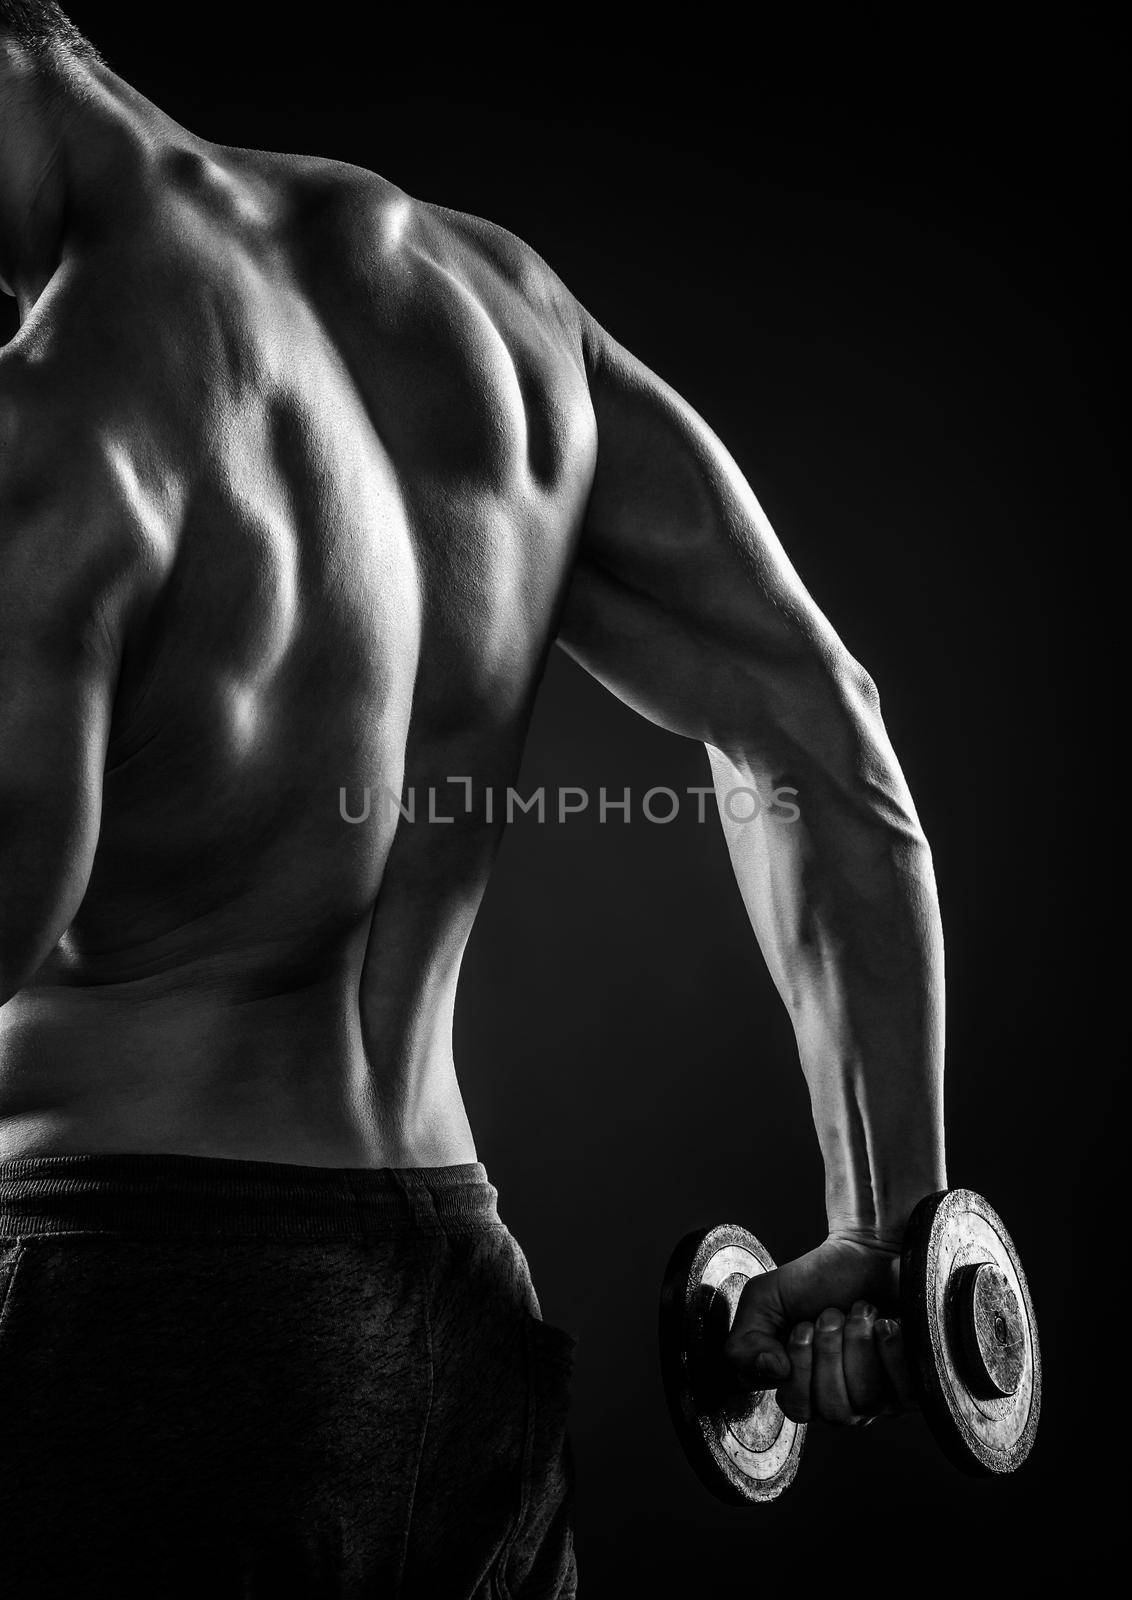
[901,1189,1041,1475]
[659,1223,806,1504]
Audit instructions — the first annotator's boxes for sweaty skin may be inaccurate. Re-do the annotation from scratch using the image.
[0,42,945,1423]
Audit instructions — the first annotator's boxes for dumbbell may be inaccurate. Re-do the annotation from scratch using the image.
[658,1189,1041,1504]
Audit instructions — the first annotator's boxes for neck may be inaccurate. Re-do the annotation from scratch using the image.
[0,37,79,309]
[0,38,196,318]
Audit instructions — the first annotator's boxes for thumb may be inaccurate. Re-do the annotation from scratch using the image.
[724,1268,792,1387]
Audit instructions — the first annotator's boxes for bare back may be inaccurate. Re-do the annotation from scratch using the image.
[0,146,596,1164]
[1,72,943,1219]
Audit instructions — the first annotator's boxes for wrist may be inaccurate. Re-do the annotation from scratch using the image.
[825,1218,909,1254]
[825,1179,945,1252]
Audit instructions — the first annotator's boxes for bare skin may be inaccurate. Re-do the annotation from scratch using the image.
[0,40,945,1424]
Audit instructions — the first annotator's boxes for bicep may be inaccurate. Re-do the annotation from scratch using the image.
[557,326,861,753]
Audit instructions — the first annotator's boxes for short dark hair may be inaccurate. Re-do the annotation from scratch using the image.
[0,3,101,64]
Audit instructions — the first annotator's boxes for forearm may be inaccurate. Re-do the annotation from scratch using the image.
[707,733,946,1243]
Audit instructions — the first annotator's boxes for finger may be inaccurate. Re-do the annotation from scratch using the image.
[777,1322,814,1422]
[843,1301,887,1415]
[876,1318,919,1412]
[748,1343,792,1390]
[726,1331,791,1392]
[811,1307,856,1426]
[725,1269,791,1389]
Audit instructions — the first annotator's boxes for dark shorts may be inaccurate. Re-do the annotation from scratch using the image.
[0,1154,576,1600]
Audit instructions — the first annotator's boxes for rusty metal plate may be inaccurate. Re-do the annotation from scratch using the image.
[901,1189,1041,1475]
[659,1224,806,1504]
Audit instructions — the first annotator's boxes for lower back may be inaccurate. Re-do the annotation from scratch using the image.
[0,945,477,1167]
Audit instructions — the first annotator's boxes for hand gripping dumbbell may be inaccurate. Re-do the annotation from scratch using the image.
[658,1189,1041,1503]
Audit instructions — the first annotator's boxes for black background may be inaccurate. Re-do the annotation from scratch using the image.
[14,7,1125,1589]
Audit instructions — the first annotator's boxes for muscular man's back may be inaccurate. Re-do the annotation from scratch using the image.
[0,138,595,1164]
[1,15,944,1259]
[0,37,951,1589]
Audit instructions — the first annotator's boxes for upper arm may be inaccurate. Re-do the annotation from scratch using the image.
[559,319,878,763]
[0,407,148,998]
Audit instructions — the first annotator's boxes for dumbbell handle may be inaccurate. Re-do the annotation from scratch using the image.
[769,1257,1025,1405]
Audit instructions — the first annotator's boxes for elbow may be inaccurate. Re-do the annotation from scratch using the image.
[823,655,932,855]
[831,651,882,721]
[717,643,932,855]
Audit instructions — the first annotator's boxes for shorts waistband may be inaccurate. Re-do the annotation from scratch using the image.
[0,1152,499,1238]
